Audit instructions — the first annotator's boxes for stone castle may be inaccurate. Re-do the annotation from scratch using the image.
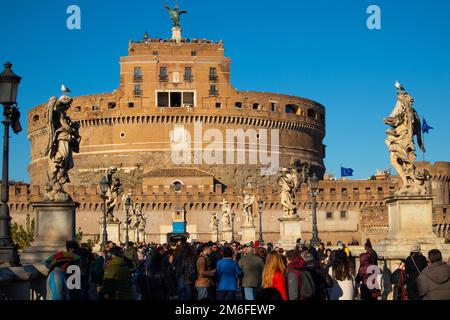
[10,25,449,246]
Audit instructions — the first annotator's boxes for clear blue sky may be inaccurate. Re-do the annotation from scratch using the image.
[0,0,449,182]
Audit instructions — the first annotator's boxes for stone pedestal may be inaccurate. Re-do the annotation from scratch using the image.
[278,215,303,250]
[21,201,77,264]
[106,221,122,245]
[172,27,182,43]
[375,195,449,259]
[241,225,257,243]
[222,229,233,242]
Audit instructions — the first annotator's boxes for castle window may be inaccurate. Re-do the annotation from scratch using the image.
[235,102,242,109]
[134,84,142,96]
[108,102,116,109]
[184,67,193,81]
[32,114,39,121]
[173,181,182,192]
[215,102,222,108]
[134,67,142,81]
[92,105,99,111]
[286,104,299,114]
[157,92,169,107]
[170,92,182,107]
[120,132,126,139]
[209,85,218,96]
[253,103,260,110]
[191,50,197,56]
[326,212,333,219]
[307,108,316,118]
[152,51,159,56]
[74,106,81,112]
[377,187,383,192]
[209,68,218,81]
[342,188,347,193]
[183,92,194,107]
[340,210,347,219]
[128,102,134,108]
[271,102,276,112]
[159,67,168,81]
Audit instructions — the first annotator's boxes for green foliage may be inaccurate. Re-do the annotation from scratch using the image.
[11,214,35,250]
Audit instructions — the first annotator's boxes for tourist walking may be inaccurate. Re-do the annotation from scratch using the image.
[262,251,287,300]
[416,249,450,300]
[238,244,264,300]
[285,250,305,300]
[328,254,355,300]
[100,246,133,300]
[178,244,197,300]
[405,244,428,300]
[46,251,79,300]
[195,243,215,300]
[214,246,243,300]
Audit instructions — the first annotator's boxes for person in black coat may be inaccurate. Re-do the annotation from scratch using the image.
[405,244,428,300]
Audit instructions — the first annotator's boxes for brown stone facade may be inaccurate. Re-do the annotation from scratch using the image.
[20,34,449,246]
[27,36,325,189]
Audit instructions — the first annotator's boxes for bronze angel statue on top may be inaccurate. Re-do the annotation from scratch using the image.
[164,2,187,28]
[44,95,81,202]
[384,82,427,195]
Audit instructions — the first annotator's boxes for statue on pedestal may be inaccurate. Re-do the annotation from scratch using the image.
[278,161,301,217]
[44,95,81,202]
[105,166,122,221]
[384,82,428,195]
[220,199,232,231]
[242,188,256,227]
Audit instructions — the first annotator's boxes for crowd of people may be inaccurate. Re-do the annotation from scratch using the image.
[45,238,450,300]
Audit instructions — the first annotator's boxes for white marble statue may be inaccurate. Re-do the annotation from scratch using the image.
[384,82,428,195]
[220,198,232,231]
[278,166,300,216]
[210,212,218,232]
[242,190,256,227]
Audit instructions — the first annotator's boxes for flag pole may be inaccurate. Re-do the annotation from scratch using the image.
[422,117,426,162]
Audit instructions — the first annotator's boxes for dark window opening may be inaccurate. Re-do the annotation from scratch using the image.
[92,105,99,111]
[108,102,116,109]
[271,102,276,112]
[134,67,142,81]
[209,67,218,81]
[253,103,260,110]
[170,92,182,107]
[209,85,218,96]
[184,67,193,81]
[74,106,81,112]
[128,102,134,108]
[215,102,222,108]
[326,212,333,219]
[173,181,182,192]
[134,84,142,96]
[286,104,299,114]
[152,51,159,56]
[32,114,39,121]
[157,92,169,107]
[183,92,194,107]
[235,102,242,109]
[307,108,316,118]
[159,67,168,81]
[191,50,197,57]
[340,210,347,219]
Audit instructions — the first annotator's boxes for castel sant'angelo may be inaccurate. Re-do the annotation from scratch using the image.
[10,6,450,246]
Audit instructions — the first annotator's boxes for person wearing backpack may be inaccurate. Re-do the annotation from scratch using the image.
[214,246,243,300]
[300,250,330,300]
[238,244,264,300]
[405,244,428,300]
[179,245,197,300]
[285,250,306,300]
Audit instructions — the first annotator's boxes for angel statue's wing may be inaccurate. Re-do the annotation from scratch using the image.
[45,96,58,157]
[179,10,188,15]
[412,108,425,154]
[164,5,172,12]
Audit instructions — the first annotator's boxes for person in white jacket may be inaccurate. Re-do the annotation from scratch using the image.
[328,253,355,300]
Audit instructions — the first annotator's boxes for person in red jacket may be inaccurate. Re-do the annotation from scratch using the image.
[262,251,288,300]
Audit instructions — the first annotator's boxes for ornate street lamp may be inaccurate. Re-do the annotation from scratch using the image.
[310,173,320,247]
[0,62,21,266]
[99,176,109,251]
[257,199,264,245]
[231,211,236,242]
[215,213,219,243]
[124,196,132,244]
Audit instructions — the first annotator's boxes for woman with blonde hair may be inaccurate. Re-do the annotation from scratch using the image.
[261,251,287,300]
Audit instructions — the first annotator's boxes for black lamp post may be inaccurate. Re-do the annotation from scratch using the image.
[124,196,132,245]
[310,173,320,247]
[257,199,264,245]
[215,214,219,243]
[99,177,109,251]
[231,211,236,242]
[0,62,21,266]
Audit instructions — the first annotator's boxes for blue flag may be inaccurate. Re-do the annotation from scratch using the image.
[341,167,354,177]
[422,118,433,134]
